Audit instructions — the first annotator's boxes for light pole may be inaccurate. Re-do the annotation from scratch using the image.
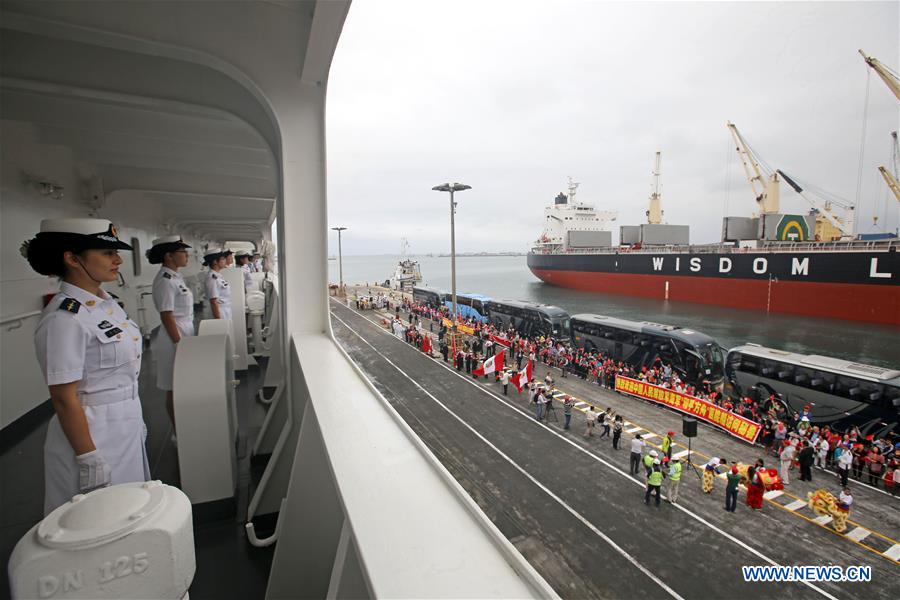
[331,226,347,296]
[432,182,471,356]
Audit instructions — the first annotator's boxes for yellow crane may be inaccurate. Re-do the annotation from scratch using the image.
[878,132,900,203]
[726,122,780,215]
[860,51,900,203]
[859,49,900,102]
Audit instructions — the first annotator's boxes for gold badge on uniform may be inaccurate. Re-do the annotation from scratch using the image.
[85,300,96,307]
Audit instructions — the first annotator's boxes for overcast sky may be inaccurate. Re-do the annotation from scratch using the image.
[326,1,899,255]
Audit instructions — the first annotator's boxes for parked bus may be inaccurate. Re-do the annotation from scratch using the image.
[444,292,491,322]
[570,314,725,388]
[412,286,445,309]
[725,344,900,435]
[485,299,570,339]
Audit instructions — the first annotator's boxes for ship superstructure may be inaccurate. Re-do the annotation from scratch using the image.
[533,178,618,251]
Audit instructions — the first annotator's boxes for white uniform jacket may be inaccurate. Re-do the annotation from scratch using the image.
[205,270,232,321]
[241,264,253,292]
[151,266,195,390]
[34,282,150,514]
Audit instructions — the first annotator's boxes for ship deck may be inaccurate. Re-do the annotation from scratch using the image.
[329,296,900,600]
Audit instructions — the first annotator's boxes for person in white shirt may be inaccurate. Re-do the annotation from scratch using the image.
[499,369,510,395]
[838,488,853,512]
[235,252,254,293]
[816,437,830,469]
[147,236,194,431]
[23,218,149,514]
[837,445,853,487]
[630,434,646,475]
[204,248,232,320]
[780,440,796,485]
[584,406,598,438]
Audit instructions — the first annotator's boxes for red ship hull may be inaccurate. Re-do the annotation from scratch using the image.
[529,268,900,326]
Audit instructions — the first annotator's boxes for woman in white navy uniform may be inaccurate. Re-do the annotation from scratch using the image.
[147,236,194,430]
[204,248,232,320]
[236,252,254,293]
[23,218,149,515]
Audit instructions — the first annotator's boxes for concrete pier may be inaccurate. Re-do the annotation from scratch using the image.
[331,296,899,600]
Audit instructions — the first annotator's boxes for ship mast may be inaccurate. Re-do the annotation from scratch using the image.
[646,151,663,224]
[727,122,780,215]
[567,176,580,204]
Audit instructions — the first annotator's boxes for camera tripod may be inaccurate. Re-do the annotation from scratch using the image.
[684,436,703,480]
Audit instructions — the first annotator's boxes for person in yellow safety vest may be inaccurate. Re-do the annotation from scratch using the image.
[666,456,683,504]
[661,431,675,460]
[645,459,665,507]
[643,450,658,477]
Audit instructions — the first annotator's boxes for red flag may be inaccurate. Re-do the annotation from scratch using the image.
[511,360,533,392]
[474,351,505,377]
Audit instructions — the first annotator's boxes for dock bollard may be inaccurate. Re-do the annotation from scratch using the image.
[8,481,195,599]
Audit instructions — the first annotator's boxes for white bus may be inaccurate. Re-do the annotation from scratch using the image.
[725,343,900,436]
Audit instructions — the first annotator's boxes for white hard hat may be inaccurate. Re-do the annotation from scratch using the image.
[649,450,658,457]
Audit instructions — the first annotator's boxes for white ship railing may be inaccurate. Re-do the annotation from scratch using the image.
[261,331,557,599]
[530,239,897,256]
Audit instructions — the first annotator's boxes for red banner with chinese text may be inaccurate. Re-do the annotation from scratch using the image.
[614,376,761,444]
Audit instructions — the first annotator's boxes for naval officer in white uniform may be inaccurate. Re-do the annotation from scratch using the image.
[23,218,150,514]
[204,248,232,321]
[147,236,194,430]
[236,251,254,293]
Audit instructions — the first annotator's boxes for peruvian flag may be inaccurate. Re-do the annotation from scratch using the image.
[474,350,505,377]
[511,360,533,392]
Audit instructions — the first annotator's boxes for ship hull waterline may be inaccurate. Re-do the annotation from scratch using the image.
[527,260,900,326]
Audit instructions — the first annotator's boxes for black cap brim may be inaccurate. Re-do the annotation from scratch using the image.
[35,231,133,252]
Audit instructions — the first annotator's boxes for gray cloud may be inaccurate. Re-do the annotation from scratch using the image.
[327,1,899,255]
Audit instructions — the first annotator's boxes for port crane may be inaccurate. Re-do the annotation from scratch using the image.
[727,122,781,215]
[859,50,900,204]
[859,49,900,102]
[646,151,663,224]
[727,122,856,239]
[879,131,900,203]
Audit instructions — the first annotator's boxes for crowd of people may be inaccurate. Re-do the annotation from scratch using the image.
[382,293,900,493]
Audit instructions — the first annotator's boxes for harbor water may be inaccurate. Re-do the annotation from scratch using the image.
[329,254,899,369]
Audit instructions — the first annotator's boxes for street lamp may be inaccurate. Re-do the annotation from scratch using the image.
[432,182,471,355]
[331,226,347,296]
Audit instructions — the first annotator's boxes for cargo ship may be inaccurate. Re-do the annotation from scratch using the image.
[528,143,900,326]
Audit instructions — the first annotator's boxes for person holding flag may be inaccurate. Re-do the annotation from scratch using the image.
[473,350,505,379]
[511,359,534,393]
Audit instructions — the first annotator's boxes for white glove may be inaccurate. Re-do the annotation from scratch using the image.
[76,450,112,493]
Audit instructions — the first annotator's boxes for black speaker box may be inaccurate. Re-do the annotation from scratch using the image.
[682,416,698,438]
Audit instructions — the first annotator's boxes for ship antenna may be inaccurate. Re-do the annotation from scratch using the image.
[567,176,580,203]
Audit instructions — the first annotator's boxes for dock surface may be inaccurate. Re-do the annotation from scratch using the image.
[330,296,899,600]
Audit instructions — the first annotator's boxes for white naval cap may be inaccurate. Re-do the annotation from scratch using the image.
[34,218,131,250]
[152,235,187,246]
[147,235,191,264]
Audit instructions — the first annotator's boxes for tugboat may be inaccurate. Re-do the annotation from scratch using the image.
[388,238,423,291]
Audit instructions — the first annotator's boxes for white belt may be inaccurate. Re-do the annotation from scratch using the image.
[78,383,139,406]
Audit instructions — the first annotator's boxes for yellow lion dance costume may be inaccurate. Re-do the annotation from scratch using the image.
[807,489,849,533]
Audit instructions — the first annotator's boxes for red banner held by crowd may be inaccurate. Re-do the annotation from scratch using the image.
[614,376,761,444]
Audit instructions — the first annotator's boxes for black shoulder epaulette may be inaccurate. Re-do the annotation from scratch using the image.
[59,298,81,313]
[163,272,172,279]
[211,273,218,279]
